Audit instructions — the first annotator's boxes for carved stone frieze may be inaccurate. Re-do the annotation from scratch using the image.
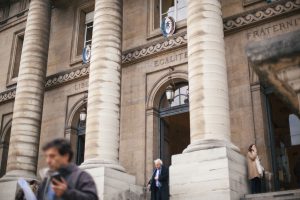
[224,0,300,32]
[0,65,89,104]
[122,34,187,64]
[0,89,15,104]
[45,65,89,88]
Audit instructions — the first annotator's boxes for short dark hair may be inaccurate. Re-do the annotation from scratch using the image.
[42,138,73,162]
[248,144,255,152]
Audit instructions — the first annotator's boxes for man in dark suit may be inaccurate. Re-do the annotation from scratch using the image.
[148,159,169,200]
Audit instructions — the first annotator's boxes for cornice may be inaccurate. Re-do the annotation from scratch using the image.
[0,9,28,33]
[0,0,299,104]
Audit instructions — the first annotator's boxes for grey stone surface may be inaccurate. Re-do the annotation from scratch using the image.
[0,180,18,200]
[169,147,249,200]
[246,29,300,64]
[84,167,144,200]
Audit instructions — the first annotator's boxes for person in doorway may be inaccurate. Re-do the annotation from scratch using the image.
[148,159,169,200]
[247,144,262,194]
[37,138,98,200]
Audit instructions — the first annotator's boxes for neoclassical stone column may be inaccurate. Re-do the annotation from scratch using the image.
[183,0,238,153]
[169,1,249,199]
[80,1,143,199]
[81,0,124,171]
[1,0,51,181]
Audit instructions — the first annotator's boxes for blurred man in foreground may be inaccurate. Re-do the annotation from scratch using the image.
[37,138,98,200]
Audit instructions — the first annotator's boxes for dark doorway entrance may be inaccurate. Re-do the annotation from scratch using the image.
[266,93,300,190]
[0,126,10,177]
[159,83,190,167]
[76,118,86,165]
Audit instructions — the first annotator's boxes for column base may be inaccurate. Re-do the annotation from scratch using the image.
[0,172,38,200]
[84,166,144,200]
[183,139,240,153]
[0,180,19,200]
[169,146,250,200]
[80,159,126,172]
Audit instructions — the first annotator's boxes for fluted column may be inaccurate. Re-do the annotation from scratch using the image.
[2,0,51,180]
[184,0,238,153]
[81,0,124,171]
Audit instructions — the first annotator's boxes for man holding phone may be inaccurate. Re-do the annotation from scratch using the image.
[37,139,98,200]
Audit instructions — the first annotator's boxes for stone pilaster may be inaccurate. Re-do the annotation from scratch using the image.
[0,0,51,199]
[81,0,142,199]
[169,1,249,199]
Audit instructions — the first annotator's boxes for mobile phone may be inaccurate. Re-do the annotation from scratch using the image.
[51,172,62,185]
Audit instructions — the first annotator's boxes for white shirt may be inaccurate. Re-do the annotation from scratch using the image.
[155,168,161,187]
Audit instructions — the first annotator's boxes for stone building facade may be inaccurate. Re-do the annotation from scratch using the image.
[0,0,299,199]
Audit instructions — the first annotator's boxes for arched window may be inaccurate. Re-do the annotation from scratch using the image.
[158,82,190,166]
[160,83,189,110]
[67,100,87,166]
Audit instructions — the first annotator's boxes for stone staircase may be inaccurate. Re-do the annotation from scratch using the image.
[241,189,300,200]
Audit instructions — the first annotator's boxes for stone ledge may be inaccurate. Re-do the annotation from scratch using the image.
[242,189,300,200]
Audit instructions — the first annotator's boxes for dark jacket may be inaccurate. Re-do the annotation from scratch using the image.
[148,165,169,200]
[37,164,98,200]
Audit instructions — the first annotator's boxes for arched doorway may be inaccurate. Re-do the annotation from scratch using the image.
[158,82,190,167]
[0,121,11,177]
[145,70,189,182]
[65,96,87,166]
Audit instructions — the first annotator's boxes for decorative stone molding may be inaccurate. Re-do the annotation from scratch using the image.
[224,0,300,33]
[122,33,187,64]
[45,64,89,89]
[0,89,16,104]
[0,65,89,104]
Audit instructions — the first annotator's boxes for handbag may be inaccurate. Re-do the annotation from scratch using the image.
[255,156,264,177]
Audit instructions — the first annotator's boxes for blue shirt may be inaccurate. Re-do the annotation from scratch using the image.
[46,182,55,200]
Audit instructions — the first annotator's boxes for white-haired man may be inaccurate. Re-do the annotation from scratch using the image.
[147,159,169,200]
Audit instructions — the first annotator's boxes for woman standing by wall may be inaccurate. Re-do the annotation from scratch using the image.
[247,144,262,194]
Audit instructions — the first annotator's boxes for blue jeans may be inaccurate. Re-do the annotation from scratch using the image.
[250,177,261,194]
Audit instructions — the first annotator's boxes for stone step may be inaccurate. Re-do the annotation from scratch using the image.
[241,189,300,200]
